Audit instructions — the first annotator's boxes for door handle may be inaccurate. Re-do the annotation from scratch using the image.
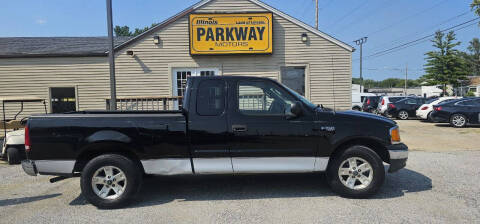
[232,125,247,132]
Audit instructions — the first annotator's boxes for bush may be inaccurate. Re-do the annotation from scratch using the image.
[465,91,475,97]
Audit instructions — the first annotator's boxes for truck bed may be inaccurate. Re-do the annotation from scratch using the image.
[27,111,188,161]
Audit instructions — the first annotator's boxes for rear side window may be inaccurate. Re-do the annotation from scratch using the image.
[196,80,226,116]
[456,100,475,106]
[390,97,404,103]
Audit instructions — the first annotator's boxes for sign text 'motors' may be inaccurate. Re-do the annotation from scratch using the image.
[189,13,273,55]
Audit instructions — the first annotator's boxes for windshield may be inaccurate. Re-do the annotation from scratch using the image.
[282,84,317,109]
[426,98,438,104]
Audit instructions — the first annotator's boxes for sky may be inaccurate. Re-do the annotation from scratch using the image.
[1,0,479,80]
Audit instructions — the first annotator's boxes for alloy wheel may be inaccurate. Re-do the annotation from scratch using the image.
[452,115,466,127]
[399,111,408,120]
[338,157,374,190]
[91,166,127,200]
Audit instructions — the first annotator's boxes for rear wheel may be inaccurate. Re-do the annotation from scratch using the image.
[398,110,409,120]
[7,147,21,165]
[427,112,433,122]
[450,114,467,128]
[326,145,385,198]
[80,154,142,209]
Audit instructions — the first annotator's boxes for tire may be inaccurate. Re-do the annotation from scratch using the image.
[7,147,21,165]
[352,107,361,111]
[397,110,409,120]
[80,154,143,209]
[427,112,433,122]
[450,114,467,128]
[326,145,385,198]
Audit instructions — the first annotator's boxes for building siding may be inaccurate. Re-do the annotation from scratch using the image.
[115,0,352,109]
[0,57,109,118]
[0,0,352,120]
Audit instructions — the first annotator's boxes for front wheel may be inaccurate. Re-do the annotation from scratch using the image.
[450,114,467,128]
[398,110,409,120]
[80,154,143,209]
[326,145,385,198]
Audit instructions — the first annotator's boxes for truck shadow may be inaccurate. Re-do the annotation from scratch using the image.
[69,168,431,208]
[0,193,62,207]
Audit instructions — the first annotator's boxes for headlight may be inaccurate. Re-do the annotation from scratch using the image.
[390,126,401,144]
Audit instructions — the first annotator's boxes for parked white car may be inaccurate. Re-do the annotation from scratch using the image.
[352,92,376,111]
[377,96,407,116]
[416,97,461,121]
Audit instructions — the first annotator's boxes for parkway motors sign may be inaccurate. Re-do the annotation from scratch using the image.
[189,13,273,55]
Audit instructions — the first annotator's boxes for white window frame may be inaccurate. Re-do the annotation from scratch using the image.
[172,67,220,109]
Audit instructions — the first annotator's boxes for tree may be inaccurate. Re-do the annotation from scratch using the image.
[472,0,480,18]
[114,23,158,37]
[114,26,132,37]
[423,31,469,95]
[467,38,480,76]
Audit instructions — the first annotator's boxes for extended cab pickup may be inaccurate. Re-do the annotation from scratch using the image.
[22,76,408,208]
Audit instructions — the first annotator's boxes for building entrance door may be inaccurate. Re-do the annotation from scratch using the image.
[172,68,219,109]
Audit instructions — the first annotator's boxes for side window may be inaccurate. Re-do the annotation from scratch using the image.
[406,99,416,104]
[457,100,474,106]
[238,81,295,115]
[196,80,225,116]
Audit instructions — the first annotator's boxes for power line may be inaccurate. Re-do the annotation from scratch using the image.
[354,17,480,61]
[370,10,471,52]
[327,0,369,28]
[336,0,398,33]
[366,0,449,37]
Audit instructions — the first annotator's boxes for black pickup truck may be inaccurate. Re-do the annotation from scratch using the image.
[22,76,408,208]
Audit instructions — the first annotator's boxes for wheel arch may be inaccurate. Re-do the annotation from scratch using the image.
[329,137,390,165]
[73,141,145,174]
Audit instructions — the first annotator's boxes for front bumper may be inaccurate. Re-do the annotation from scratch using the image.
[22,160,38,176]
[387,143,408,173]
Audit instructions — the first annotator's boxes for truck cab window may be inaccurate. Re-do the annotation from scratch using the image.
[196,80,225,116]
[238,81,294,115]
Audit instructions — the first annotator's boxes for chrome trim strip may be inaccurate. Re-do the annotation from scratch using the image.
[232,157,318,173]
[34,160,75,174]
[141,159,192,175]
[193,158,233,174]
[389,150,408,160]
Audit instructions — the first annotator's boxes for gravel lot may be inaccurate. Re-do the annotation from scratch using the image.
[0,150,479,223]
[396,120,480,152]
[1,120,480,223]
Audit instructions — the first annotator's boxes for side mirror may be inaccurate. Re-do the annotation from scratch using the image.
[290,101,303,117]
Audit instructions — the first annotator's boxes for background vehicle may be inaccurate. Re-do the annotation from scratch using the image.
[352,93,376,111]
[416,97,459,122]
[378,96,406,116]
[386,97,427,120]
[1,97,46,164]
[362,96,381,113]
[22,76,408,209]
[431,98,480,128]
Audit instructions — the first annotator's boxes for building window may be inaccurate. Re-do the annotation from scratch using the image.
[281,66,306,96]
[238,81,295,115]
[50,87,76,113]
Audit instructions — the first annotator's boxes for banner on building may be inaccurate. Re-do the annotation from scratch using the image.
[189,13,273,55]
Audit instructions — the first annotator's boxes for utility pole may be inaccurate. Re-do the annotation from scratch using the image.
[315,0,319,29]
[106,0,117,110]
[404,64,408,96]
[354,37,368,93]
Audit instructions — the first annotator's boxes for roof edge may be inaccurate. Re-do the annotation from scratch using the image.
[116,0,354,52]
[248,0,354,52]
[113,0,211,52]
[0,53,108,59]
